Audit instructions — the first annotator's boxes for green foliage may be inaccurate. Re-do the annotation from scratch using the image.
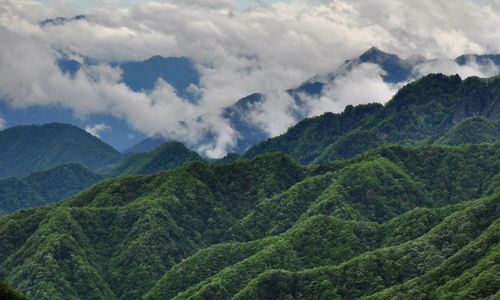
[231,194,499,300]
[0,163,102,214]
[0,123,121,178]
[1,143,499,299]
[107,141,202,176]
[314,129,383,163]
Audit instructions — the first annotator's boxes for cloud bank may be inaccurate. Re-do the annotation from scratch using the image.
[0,0,499,157]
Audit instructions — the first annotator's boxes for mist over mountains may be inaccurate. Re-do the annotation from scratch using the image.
[3,45,500,156]
[1,2,500,299]
[2,0,500,157]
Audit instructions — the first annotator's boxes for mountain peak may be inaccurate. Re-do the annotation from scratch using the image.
[360,46,399,62]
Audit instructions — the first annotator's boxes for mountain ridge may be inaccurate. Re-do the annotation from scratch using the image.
[0,123,121,178]
[243,73,500,164]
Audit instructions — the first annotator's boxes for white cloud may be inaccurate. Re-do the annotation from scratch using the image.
[305,63,401,116]
[415,57,500,78]
[0,0,499,157]
[246,90,298,136]
[85,123,111,138]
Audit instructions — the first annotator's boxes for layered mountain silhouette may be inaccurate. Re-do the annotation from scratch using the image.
[0,163,102,214]
[33,47,500,154]
[220,47,500,153]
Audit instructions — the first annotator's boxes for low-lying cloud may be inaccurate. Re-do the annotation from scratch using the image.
[85,123,111,138]
[0,115,5,130]
[0,0,499,157]
[306,63,402,116]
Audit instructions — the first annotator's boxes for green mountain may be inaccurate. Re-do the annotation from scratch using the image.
[243,103,383,164]
[107,141,203,176]
[0,142,498,299]
[0,123,121,178]
[0,163,102,214]
[244,74,500,164]
[1,73,500,299]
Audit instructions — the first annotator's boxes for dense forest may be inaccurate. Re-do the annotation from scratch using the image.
[0,163,102,214]
[0,142,498,299]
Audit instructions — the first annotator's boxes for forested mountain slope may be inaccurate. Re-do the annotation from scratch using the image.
[0,143,498,299]
[244,74,500,164]
[0,123,121,177]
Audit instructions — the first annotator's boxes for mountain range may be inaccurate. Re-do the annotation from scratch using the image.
[218,47,500,153]
[243,73,500,163]
[0,68,498,299]
[1,72,500,212]
[41,47,500,154]
[0,163,102,214]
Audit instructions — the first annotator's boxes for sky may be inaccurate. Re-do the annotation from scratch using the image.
[37,0,292,10]
[0,0,499,156]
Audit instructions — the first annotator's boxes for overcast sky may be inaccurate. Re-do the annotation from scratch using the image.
[0,0,499,156]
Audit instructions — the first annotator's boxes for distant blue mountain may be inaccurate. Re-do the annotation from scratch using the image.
[4,45,500,155]
[57,55,200,99]
[221,47,418,152]
[358,46,415,83]
[124,136,168,153]
[1,55,201,151]
[119,56,199,100]
[222,93,269,152]
[287,47,421,99]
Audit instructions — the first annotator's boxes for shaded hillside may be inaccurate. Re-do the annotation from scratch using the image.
[0,163,102,214]
[0,281,28,300]
[123,136,168,154]
[0,123,121,177]
[0,143,498,299]
[108,141,202,176]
